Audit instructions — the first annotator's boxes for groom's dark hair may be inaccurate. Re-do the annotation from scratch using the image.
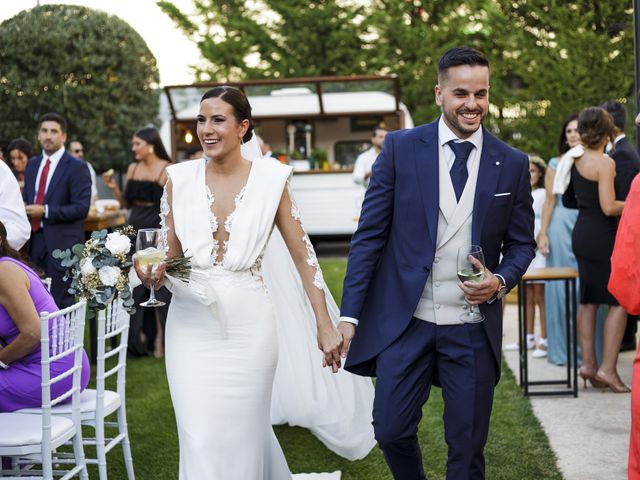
[201,86,255,143]
[437,47,489,83]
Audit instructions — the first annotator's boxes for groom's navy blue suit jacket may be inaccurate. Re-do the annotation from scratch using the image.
[341,119,536,381]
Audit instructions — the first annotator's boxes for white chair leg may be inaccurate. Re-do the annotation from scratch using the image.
[95,416,108,480]
[72,428,89,480]
[118,405,135,480]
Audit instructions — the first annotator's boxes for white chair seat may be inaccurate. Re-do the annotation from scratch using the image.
[17,389,122,417]
[0,412,74,446]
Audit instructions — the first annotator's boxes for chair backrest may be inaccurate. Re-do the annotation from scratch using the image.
[39,299,87,476]
[95,297,130,411]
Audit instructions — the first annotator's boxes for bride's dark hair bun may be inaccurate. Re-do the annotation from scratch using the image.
[201,86,254,143]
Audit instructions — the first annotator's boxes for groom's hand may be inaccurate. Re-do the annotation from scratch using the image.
[458,257,500,304]
[317,323,343,373]
[337,321,355,359]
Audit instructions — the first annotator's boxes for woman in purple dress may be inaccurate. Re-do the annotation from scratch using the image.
[0,220,90,412]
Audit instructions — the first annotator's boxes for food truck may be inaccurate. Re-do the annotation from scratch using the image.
[161,76,414,238]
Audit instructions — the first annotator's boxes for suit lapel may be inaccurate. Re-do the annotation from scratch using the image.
[45,153,68,203]
[472,129,503,244]
[26,156,42,202]
[413,123,439,246]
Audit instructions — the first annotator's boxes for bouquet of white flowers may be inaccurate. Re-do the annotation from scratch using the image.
[53,226,136,315]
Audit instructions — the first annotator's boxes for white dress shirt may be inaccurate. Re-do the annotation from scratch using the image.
[32,146,66,219]
[352,147,379,186]
[0,160,30,250]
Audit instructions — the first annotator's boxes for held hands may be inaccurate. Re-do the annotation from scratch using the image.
[133,255,166,289]
[317,321,343,373]
[458,256,500,305]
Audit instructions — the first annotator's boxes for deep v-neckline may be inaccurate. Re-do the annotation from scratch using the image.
[204,161,254,265]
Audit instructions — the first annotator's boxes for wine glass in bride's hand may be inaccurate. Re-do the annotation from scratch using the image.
[457,244,486,323]
[136,228,166,307]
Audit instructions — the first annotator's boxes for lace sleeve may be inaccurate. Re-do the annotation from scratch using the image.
[159,178,182,257]
[277,181,324,290]
[159,185,170,250]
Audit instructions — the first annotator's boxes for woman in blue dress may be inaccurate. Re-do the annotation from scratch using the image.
[537,115,580,365]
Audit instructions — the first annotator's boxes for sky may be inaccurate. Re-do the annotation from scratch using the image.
[0,0,201,86]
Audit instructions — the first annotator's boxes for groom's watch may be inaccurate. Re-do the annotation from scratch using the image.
[489,275,507,303]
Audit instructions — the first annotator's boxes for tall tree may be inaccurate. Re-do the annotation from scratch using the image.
[157,0,368,81]
[0,4,160,171]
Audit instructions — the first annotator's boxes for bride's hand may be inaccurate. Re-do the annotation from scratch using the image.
[133,256,166,289]
[317,322,343,373]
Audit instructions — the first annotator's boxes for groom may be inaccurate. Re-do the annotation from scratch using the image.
[338,47,535,479]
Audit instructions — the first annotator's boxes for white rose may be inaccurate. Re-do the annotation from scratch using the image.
[105,232,131,255]
[98,266,121,287]
[80,258,97,276]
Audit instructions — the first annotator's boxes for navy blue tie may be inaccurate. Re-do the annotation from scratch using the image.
[448,140,474,202]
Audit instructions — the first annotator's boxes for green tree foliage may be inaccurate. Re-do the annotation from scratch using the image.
[157,0,368,81]
[0,5,160,170]
[485,0,635,157]
[159,0,635,159]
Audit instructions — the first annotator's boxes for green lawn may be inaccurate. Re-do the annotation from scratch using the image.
[87,259,562,479]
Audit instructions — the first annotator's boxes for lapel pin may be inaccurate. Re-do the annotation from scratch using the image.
[495,161,500,166]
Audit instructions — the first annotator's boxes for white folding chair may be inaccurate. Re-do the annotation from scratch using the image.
[0,300,89,480]
[18,297,135,480]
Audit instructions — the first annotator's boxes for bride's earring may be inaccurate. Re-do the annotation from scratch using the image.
[240,135,245,145]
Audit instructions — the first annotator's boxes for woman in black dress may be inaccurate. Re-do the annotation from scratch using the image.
[563,107,627,392]
[103,127,172,357]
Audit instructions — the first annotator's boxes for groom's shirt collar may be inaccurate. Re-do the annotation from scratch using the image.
[438,116,483,150]
[438,116,483,170]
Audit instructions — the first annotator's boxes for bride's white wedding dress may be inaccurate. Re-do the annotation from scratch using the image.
[160,153,374,479]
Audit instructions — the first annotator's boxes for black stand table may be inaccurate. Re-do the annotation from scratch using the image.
[517,267,579,397]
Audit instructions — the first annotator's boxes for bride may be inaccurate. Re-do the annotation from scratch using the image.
[136,86,374,479]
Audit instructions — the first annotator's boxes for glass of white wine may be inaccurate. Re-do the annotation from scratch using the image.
[457,244,486,323]
[136,228,167,308]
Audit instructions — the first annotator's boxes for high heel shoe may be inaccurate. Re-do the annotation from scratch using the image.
[594,371,631,393]
[578,368,607,389]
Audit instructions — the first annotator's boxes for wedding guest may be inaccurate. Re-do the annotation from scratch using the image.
[22,112,92,309]
[0,220,91,412]
[69,140,99,204]
[352,127,388,187]
[527,155,547,358]
[537,114,583,365]
[103,127,172,358]
[561,106,627,392]
[7,138,31,193]
[0,160,30,251]
[610,172,640,477]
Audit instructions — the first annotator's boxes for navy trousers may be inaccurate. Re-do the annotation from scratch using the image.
[373,317,497,480]
[29,231,74,309]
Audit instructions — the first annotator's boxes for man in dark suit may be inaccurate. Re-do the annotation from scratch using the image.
[338,47,535,479]
[602,100,640,352]
[23,112,91,308]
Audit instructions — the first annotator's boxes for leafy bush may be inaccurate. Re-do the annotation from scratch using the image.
[0,5,160,171]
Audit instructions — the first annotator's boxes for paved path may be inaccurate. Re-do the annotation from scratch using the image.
[502,304,633,480]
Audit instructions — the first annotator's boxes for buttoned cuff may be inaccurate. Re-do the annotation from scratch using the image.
[340,316,359,326]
